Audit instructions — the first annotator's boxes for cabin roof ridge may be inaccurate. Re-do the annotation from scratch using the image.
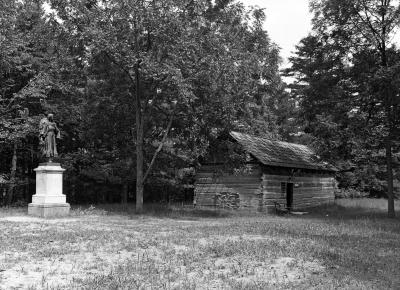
[229,131,336,172]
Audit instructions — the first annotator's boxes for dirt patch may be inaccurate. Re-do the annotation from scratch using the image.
[0,248,164,289]
[210,256,325,287]
[197,234,273,246]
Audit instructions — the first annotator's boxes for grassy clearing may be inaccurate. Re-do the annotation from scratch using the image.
[0,199,399,289]
[335,197,396,211]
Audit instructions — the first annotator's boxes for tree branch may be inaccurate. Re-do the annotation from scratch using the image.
[351,0,384,47]
[1,73,43,117]
[102,51,138,88]
[143,114,174,183]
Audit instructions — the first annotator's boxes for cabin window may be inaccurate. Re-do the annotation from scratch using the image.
[280,182,286,198]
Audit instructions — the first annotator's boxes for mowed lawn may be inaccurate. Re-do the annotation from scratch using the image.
[1,199,399,290]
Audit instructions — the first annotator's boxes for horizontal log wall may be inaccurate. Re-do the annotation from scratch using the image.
[194,164,262,210]
[195,165,335,212]
[262,174,335,212]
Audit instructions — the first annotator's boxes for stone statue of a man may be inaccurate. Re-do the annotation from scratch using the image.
[39,113,60,160]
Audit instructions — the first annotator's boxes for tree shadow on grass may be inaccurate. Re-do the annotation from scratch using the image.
[71,202,242,220]
[302,201,400,222]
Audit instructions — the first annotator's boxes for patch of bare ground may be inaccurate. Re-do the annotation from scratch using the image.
[0,200,399,289]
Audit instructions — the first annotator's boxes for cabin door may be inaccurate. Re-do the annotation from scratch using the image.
[286,183,294,209]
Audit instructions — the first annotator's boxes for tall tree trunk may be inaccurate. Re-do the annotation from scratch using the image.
[135,61,144,213]
[24,156,29,202]
[121,183,128,204]
[380,35,395,217]
[385,139,395,218]
[384,96,395,218]
[7,143,17,206]
[71,181,76,204]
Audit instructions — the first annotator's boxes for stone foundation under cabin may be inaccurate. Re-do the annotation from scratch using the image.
[194,164,335,212]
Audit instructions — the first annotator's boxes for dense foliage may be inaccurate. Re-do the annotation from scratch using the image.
[285,0,400,216]
[2,0,398,217]
[0,0,287,207]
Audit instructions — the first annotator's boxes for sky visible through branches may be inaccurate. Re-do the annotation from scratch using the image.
[244,0,312,68]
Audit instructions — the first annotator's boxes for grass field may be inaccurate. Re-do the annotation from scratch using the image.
[0,199,399,289]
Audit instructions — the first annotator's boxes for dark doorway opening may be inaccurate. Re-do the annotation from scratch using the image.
[286,183,293,210]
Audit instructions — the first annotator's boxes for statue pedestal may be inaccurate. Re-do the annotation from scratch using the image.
[28,163,70,218]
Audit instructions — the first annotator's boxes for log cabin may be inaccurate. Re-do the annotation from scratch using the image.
[194,131,337,212]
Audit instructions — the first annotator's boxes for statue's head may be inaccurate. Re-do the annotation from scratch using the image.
[47,113,54,121]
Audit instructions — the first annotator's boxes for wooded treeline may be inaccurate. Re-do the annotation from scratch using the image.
[0,0,286,209]
[0,0,399,216]
[285,0,400,217]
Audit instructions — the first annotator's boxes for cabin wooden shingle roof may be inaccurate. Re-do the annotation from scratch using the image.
[230,131,336,171]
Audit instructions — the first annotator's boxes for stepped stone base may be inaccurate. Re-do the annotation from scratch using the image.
[28,162,70,218]
[28,203,70,218]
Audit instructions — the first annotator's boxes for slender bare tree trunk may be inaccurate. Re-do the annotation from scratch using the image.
[71,180,76,204]
[385,139,395,217]
[380,31,395,217]
[7,143,17,206]
[121,183,128,204]
[135,61,144,213]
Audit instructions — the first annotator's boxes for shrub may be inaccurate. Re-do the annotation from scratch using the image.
[335,188,368,199]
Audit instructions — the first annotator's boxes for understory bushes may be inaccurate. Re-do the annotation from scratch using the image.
[1,176,194,206]
[334,188,369,199]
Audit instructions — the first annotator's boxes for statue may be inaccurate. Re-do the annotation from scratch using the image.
[30,113,69,217]
[39,113,60,161]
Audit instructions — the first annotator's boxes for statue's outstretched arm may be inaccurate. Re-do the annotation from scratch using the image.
[55,124,61,139]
